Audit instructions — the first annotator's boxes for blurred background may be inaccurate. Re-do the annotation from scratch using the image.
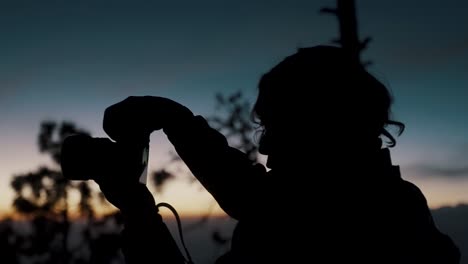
[0,0,468,263]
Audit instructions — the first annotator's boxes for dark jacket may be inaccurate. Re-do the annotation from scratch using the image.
[122,115,460,264]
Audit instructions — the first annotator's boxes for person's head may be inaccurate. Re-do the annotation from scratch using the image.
[252,45,404,168]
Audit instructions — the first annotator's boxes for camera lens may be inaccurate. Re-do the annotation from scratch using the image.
[61,134,149,183]
[61,134,114,181]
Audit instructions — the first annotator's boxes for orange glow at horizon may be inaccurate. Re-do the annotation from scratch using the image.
[2,134,468,221]
[0,174,230,221]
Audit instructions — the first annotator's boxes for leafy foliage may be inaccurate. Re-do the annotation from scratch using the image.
[12,122,94,217]
[8,121,124,264]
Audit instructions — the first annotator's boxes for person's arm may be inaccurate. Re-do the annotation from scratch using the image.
[97,181,186,264]
[103,96,267,220]
[164,114,267,220]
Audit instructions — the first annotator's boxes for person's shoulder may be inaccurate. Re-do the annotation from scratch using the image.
[391,177,435,225]
[400,177,425,196]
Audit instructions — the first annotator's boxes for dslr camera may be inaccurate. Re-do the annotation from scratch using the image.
[61,134,149,184]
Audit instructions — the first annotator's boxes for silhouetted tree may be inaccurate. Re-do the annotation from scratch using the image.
[209,91,259,163]
[321,0,372,66]
[10,121,124,264]
[11,122,93,217]
[152,169,175,193]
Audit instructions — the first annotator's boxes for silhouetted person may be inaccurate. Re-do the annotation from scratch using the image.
[97,45,460,263]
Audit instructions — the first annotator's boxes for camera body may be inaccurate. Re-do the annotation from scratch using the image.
[61,134,149,184]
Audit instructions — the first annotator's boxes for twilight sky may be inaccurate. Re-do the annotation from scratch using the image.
[1,0,468,217]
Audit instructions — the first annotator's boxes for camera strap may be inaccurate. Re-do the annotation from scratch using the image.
[156,202,195,264]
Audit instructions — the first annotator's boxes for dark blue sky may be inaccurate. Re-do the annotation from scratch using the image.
[1,0,468,214]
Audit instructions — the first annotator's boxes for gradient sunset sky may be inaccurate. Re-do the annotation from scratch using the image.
[1,0,468,217]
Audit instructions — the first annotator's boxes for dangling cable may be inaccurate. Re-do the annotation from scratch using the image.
[156,202,194,264]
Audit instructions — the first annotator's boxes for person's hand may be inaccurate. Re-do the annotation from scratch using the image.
[103,96,193,142]
[97,179,155,214]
